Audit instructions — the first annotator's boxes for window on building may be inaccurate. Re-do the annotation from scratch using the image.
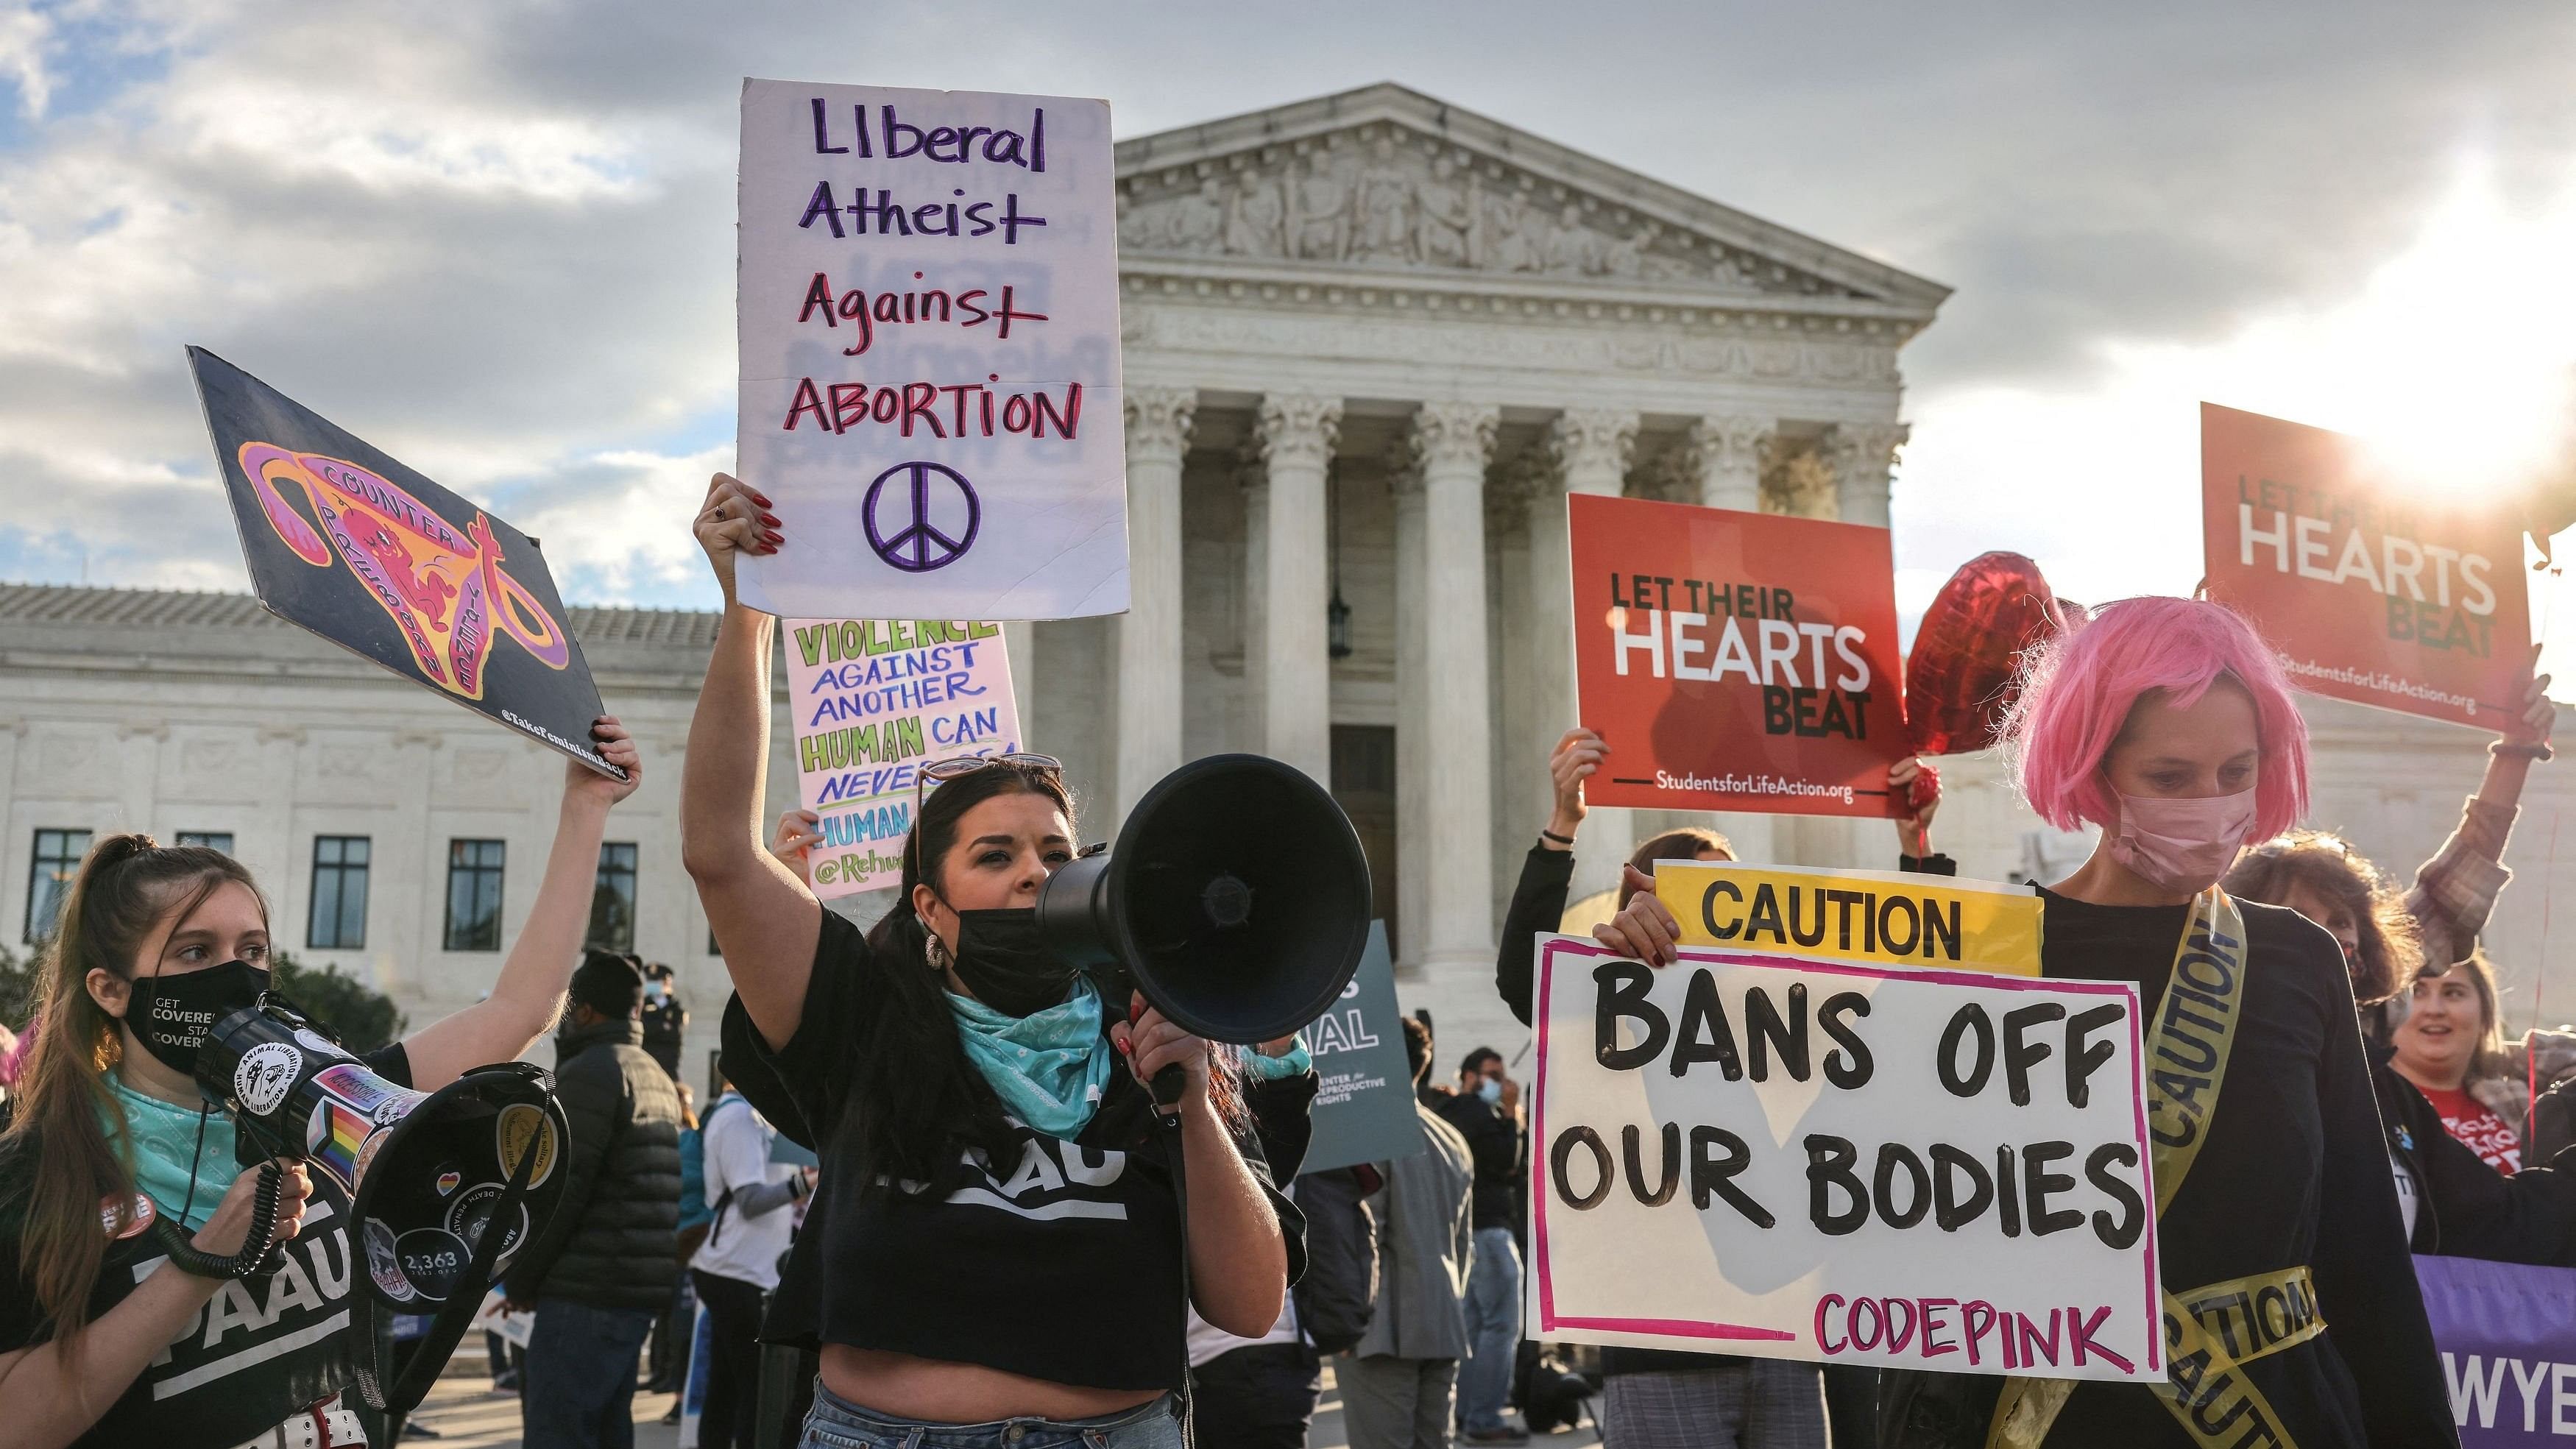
[177,832,235,854]
[24,828,92,943]
[589,843,638,954]
[445,839,507,952]
[308,836,371,950]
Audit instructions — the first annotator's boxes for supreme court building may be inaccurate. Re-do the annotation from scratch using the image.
[3,85,2567,1074]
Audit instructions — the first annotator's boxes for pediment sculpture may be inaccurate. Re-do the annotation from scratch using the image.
[1118,129,1856,298]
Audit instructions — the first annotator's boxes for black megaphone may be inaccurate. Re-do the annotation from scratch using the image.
[1035,753,1373,1048]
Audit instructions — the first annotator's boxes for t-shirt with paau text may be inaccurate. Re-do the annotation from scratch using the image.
[0,1046,410,1448]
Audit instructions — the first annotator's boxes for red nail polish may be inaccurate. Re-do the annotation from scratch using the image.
[760,512,782,527]
[752,492,773,508]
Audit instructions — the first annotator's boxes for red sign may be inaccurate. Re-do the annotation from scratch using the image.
[2201,403,2530,731]
[1569,493,1904,818]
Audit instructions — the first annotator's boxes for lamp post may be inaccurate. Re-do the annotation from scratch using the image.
[1327,461,1353,660]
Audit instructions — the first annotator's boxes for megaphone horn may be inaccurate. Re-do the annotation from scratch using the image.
[1036,753,1374,1047]
[197,998,570,1309]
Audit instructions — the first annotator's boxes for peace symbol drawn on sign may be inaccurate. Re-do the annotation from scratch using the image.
[862,461,982,573]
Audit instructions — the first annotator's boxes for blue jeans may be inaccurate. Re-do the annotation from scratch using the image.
[521,1300,658,1449]
[798,1379,1183,1448]
[1459,1225,1524,1432]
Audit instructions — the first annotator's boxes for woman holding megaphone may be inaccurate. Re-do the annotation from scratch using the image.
[0,720,642,1449]
[679,473,1303,1449]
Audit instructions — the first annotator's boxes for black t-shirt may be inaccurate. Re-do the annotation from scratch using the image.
[1883,891,2455,1447]
[0,1046,411,1449]
[729,910,1306,1392]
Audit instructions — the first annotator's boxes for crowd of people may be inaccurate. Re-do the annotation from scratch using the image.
[3,472,2576,1449]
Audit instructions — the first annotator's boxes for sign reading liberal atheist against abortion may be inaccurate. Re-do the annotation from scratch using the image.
[785,617,1021,899]
[2201,403,2530,731]
[735,79,1126,623]
[188,347,623,779]
[1569,492,1904,818]
[1527,865,2156,1381]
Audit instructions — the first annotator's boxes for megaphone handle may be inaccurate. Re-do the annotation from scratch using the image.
[152,1161,283,1280]
[1151,1063,1187,1113]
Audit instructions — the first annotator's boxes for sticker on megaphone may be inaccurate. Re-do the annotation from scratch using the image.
[495,1103,559,1190]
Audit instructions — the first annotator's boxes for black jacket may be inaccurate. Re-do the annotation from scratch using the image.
[1291,1166,1382,1355]
[2374,1042,2576,1261]
[1431,1091,1523,1231]
[504,1016,684,1310]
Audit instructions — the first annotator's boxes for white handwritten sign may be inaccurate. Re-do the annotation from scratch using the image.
[736,79,1125,621]
[1529,930,2159,1382]
[785,617,1021,899]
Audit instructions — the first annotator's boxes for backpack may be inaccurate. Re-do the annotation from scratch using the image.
[674,1095,748,1263]
[1289,1165,1381,1355]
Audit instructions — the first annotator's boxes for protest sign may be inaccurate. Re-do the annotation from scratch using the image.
[1301,923,1429,1175]
[1568,492,1904,818]
[1651,861,2046,977]
[188,347,623,779]
[1526,876,2158,1380]
[735,79,1125,622]
[2417,1254,2576,1443]
[2202,402,2530,730]
[785,617,1020,899]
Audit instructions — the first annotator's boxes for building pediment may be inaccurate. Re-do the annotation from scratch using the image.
[1117,82,1948,318]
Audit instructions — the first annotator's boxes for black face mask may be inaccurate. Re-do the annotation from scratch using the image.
[131,959,270,1080]
[946,908,1078,1018]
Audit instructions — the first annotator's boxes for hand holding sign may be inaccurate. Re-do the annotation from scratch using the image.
[694,472,782,601]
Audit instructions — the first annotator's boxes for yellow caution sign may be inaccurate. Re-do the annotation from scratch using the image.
[1652,862,2043,977]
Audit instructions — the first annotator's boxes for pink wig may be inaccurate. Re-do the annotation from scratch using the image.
[2005,596,2308,839]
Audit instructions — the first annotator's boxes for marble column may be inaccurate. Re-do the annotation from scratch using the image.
[1535,408,1638,901]
[1688,415,1772,514]
[1391,443,1429,972]
[1117,387,1197,821]
[1255,394,1342,784]
[1406,402,1501,982]
[1825,421,1908,529]
[1687,415,1780,863]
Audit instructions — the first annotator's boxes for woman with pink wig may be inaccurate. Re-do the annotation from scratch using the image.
[1875,596,2452,1447]
[1598,596,2458,1447]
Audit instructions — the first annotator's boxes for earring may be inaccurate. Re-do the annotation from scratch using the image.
[924,928,952,974]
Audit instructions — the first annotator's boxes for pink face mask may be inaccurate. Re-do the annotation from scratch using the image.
[2106,787,2257,896]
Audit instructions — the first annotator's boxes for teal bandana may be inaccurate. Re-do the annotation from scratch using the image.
[949,978,1113,1140]
[1245,1036,1313,1080]
[103,1070,237,1231]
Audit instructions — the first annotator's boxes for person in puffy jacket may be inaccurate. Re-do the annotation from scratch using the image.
[503,951,684,1449]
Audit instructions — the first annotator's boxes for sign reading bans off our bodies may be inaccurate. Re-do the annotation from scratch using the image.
[1569,492,1905,818]
[2201,402,2530,731]
[1529,863,2160,1381]
[735,79,1127,622]
[785,617,1021,899]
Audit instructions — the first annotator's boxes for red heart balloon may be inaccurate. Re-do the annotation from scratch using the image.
[1906,552,2078,756]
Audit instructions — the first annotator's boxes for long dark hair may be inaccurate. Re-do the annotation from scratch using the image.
[3,836,261,1348]
[846,763,1079,1187]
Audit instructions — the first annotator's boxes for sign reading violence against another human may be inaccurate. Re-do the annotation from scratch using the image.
[1569,493,1905,818]
[1527,866,2159,1381]
[188,347,623,779]
[2201,402,2531,731]
[785,617,1021,899]
[735,79,1127,622]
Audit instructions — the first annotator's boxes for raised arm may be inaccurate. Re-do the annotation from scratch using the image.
[400,719,642,1090]
[2411,668,2555,968]
[679,472,822,1051]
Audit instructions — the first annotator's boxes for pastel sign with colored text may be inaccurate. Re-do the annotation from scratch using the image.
[785,616,1021,899]
[735,79,1128,621]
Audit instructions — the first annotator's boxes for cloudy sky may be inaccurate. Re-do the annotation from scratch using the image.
[7,0,2576,635]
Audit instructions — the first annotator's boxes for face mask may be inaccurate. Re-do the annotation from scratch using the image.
[2105,787,2257,896]
[946,908,1078,1018]
[1476,1077,1503,1105]
[130,959,270,1081]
